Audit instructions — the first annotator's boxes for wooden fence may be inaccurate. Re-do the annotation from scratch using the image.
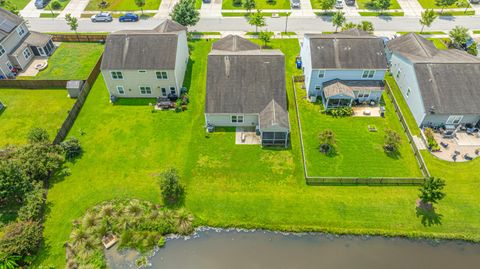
[53,54,103,144]
[291,77,427,186]
[0,79,68,89]
[52,34,107,43]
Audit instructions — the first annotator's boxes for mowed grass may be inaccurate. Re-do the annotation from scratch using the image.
[37,39,480,268]
[356,0,401,9]
[222,0,291,10]
[297,86,422,177]
[0,89,74,147]
[418,0,470,9]
[0,0,31,10]
[86,0,161,11]
[19,43,104,80]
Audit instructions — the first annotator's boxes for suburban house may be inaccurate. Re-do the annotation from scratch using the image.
[386,33,480,128]
[0,8,55,79]
[204,35,290,147]
[100,20,189,99]
[300,29,388,109]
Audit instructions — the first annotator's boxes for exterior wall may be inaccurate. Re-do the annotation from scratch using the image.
[0,22,29,54]
[300,36,313,97]
[174,31,189,91]
[10,47,33,70]
[101,69,178,98]
[422,114,480,128]
[0,54,10,78]
[205,113,259,127]
[389,53,426,126]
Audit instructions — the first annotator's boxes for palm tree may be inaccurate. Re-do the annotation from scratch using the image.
[175,209,194,235]
[419,9,438,33]
[70,228,89,247]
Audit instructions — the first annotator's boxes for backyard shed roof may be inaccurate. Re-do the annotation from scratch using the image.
[259,100,290,130]
[305,30,387,69]
[388,33,480,115]
[0,8,23,42]
[205,36,286,115]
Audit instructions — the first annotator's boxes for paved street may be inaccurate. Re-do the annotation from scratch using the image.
[25,16,480,33]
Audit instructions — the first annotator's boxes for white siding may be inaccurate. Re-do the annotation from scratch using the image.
[174,31,189,91]
[0,22,29,54]
[300,36,313,96]
[205,113,259,127]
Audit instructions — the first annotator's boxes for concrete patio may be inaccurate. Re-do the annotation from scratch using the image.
[352,106,381,117]
[16,57,49,77]
[430,132,480,162]
[235,127,260,145]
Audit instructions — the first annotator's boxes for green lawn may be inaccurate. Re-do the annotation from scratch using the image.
[48,0,72,11]
[35,39,480,268]
[359,11,405,16]
[19,42,104,80]
[417,0,470,9]
[427,38,450,50]
[0,0,31,10]
[40,13,60,18]
[86,0,161,11]
[0,89,75,147]
[222,12,290,16]
[222,0,291,10]
[297,85,422,178]
[356,0,401,9]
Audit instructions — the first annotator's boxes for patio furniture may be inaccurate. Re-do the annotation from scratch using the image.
[440,141,449,149]
[454,150,461,155]
[368,125,377,132]
[467,127,479,135]
[363,110,371,116]
[241,132,246,142]
[157,101,174,110]
[452,154,457,162]
[464,154,473,161]
[443,130,456,138]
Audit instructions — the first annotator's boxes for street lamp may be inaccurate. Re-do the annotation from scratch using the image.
[285,12,291,35]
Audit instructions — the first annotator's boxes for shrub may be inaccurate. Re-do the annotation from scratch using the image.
[0,221,43,257]
[17,181,45,221]
[424,128,440,151]
[233,0,242,6]
[61,137,83,160]
[384,129,401,152]
[27,128,49,144]
[419,177,446,205]
[326,107,353,117]
[158,168,185,205]
[318,129,336,154]
[0,160,32,204]
[50,0,61,10]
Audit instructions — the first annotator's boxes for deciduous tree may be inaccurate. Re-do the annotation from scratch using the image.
[332,11,346,32]
[247,10,266,33]
[419,9,438,33]
[135,0,146,15]
[419,177,446,205]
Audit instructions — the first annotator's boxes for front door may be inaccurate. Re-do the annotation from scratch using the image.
[38,47,46,56]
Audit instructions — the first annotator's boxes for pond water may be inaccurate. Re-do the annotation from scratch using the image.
[148,229,480,269]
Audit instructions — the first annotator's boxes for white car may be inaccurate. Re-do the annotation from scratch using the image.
[91,12,113,22]
[290,0,301,8]
[335,0,344,9]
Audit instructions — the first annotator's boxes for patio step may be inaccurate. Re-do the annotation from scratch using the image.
[413,135,427,150]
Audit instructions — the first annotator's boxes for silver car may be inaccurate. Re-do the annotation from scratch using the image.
[91,12,113,22]
[290,0,301,8]
[335,0,344,9]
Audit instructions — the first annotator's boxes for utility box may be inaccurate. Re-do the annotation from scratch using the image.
[66,80,84,98]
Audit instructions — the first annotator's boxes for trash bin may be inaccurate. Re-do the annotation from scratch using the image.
[296,56,302,69]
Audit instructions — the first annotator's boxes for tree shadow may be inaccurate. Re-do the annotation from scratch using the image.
[384,149,401,159]
[378,14,393,22]
[416,206,443,227]
[163,191,186,210]
[438,15,456,21]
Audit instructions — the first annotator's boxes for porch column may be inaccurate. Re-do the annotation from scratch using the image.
[349,98,353,107]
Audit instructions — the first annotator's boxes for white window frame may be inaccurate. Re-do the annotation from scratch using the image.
[111,71,123,80]
[318,70,326,78]
[6,61,13,70]
[446,115,463,125]
[362,70,375,79]
[116,85,125,95]
[161,87,167,97]
[169,86,176,95]
[406,88,411,98]
[357,90,370,98]
[231,115,244,123]
[0,45,5,57]
[139,86,152,95]
[22,48,32,60]
[156,71,168,80]
[16,25,26,37]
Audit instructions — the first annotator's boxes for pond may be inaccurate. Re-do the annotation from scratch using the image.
[108,228,480,269]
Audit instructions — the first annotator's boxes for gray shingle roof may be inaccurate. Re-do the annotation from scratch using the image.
[259,100,289,130]
[101,22,183,70]
[153,19,187,33]
[25,31,51,47]
[388,33,480,115]
[305,30,387,69]
[212,35,260,52]
[322,79,384,98]
[0,8,23,42]
[205,37,286,115]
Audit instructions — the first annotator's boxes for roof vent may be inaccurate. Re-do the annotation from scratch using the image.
[224,56,230,78]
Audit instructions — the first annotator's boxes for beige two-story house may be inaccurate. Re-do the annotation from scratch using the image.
[100,20,189,99]
[0,8,55,79]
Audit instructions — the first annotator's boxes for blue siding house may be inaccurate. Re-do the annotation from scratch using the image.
[300,29,388,109]
[387,33,480,128]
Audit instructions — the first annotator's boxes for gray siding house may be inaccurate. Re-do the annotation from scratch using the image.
[387,33,480,128]
[100,20,189,99]
[205,35,290,147]
[300,29,388,109]
[0,8,55,79]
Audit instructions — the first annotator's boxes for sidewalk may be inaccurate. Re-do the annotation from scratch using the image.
[19,0,42,18]
[155,0,179,18]
[58,0,89,18]
[397,0,423,16]
[290,0,316,17]
[199,0,223,18]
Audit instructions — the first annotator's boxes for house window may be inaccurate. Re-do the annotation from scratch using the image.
[138,70,146,73]
[446,115,463,125]
[406,88,411,98]
[161,87,167,96]
[139,86,152,95]
[231,115,244,123]
[170,86,176,95]
[6,61,13,71]
[396,69,401,78]
[362,70,375,79]
[156,71,168,79]
[357,90,370,98]
[22,48,32,60]
[318,70,326,78]
[314,85,321,91]
[111,71,123,79]
[17,26,26,37]
[116,86,125,94]
[0,45,4,57]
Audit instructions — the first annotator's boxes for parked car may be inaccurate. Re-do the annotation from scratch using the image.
[290,0,301,8]
[470,0,479,4]
[345,0,355,6]
[119,13,139,22]
[35,0,50,9]
[91,12,113,22]
[203,0,211,3]
[335,0,344,9]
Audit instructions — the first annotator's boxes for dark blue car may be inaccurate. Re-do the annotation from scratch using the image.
[119,13,139,22]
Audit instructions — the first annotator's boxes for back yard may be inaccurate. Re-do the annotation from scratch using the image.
[0,89,75,147]
[35,39,480,268]
[18,42,104,80]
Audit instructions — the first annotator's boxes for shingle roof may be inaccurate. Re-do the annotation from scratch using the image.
[101,21,186,70]
[212,35,260,52]
[259,100,289,130]
[322,80,384,99]
[153,19,187,33]
[25,31,51,47]
[0,8,23,42]
[388,33,480,115]
[305,30,387,69]
[205,36,286,115]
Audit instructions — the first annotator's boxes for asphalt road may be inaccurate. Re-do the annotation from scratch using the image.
[27,16,480,33]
